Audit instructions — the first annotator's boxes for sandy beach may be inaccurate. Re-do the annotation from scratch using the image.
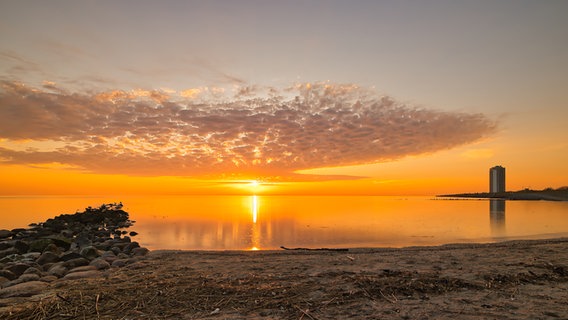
[1,238,567,319]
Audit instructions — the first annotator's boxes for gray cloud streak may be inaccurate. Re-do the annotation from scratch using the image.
[0,81,496,179]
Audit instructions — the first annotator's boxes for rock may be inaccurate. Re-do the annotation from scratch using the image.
[18,273,40,283]
[117,253,129,259]
[37,252,60,265]
[89,258,111,270]
[60,252,83,262]
[0,280,48,298]
[43,243,62,254]
[131,247,149,257]
[6,263,31,277]
[44,235,72,250]
[73,232,92,249]
[22,252,41,261]
[0,230,12,239]
[0,241,12,251]
[0,276,9,284]
[13,240,30,254]
[123,241,140,254]
[67,265,97,274]
[80,246,100,260]
[29,238,53,253]
[39,275,58,283]
[47,263,68,278]
[63,257,89,269]
[110,246,121,255]
[129,231,138,237]
[0,247,19,259]
[23,267,43,275]
[62,270,102,280]
[0,269,17,281]
[111,259,128,268]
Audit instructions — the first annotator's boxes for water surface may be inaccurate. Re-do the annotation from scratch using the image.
[1,195,567,250]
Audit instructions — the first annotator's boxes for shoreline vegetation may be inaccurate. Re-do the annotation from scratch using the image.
[1,205,568,319]
[437,186,568,201]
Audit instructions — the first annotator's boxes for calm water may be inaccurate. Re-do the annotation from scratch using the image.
[1,196,567,250]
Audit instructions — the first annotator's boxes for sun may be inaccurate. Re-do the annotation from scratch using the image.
[249,180,260,187]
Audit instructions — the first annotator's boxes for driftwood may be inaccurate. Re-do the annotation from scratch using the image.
[280,246,348,252]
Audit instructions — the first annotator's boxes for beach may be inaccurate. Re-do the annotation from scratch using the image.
[2,238,567,319]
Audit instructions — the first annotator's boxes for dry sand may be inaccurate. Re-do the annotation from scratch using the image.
[2,238,568,319]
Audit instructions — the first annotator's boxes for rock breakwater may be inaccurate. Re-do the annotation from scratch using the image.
[0,203,148,298]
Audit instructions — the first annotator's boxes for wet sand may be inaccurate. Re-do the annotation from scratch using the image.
[2,238,568,319]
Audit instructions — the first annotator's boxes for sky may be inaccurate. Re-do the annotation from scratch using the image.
[0,0,567,195]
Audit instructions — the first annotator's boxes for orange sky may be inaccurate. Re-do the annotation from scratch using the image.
[1,2,567,196]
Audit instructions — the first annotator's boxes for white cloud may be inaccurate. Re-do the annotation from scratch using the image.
[0,81,497,179]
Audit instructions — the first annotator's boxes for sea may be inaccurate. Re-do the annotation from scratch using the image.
[1,195,567,251]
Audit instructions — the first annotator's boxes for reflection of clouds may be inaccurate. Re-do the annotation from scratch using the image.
[0,81,496,179]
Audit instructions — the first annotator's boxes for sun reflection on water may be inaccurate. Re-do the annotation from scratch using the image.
[250,195,260,250]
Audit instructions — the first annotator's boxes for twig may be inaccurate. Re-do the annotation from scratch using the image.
[295,305,317,320]
[95,294,100,318]
[379,290,398,304]
[280,246,348,252]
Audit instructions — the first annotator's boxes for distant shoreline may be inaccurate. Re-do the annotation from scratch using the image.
[437,189,568,201]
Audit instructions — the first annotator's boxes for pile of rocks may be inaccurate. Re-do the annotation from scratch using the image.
[0,203,148,298]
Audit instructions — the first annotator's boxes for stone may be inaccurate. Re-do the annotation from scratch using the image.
[45,235,72,250]
[111,259,128,268]
[129,231,138,237]
[43,243,62,254]
[123,241,140,254]
[23,267,42,275]
[22,252,41,261]
[29,238,53,253]
[18,273,40,283]
[131,247,149,257]
[60,252,83,261]
[63,257,89,269]
[0,280,48,298]
[39,275,58,283]
[37,252,60,265]
[67,265,97,274]
[0,241,12,250]
[62,270,102,280]
[89,258,111,270]
[13,240,30,254]
[0,276,9,286]
[0,269,16,281]
[6,263,31,277]
[80,246,100,260]
[48,263,68,278]
[0,247,19,259]
[0,230,12,239]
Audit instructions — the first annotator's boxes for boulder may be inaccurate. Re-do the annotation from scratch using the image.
[63,257,89,269]
[89,258,111,270]
[18,273,40,283]
[0,280,48,298]
[0,247,19,259]
[6,263,31,277]
[0,269,17,281]
[37,252,60,265]
[80,246,100,260]
[67,265,97,274]
[47,263,68,278]
[62,270,102,280]
[0,230,12,239]
[28,239,53,253]
[13,240,30,254]
[131,247,149,257]
[60,252,83,262]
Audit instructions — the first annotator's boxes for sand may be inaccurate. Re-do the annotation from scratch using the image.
[2,238,568,319]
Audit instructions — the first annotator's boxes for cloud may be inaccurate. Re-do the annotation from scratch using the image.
[0,81,497,180]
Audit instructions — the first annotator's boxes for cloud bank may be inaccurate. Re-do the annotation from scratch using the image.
[0,81,496,180]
